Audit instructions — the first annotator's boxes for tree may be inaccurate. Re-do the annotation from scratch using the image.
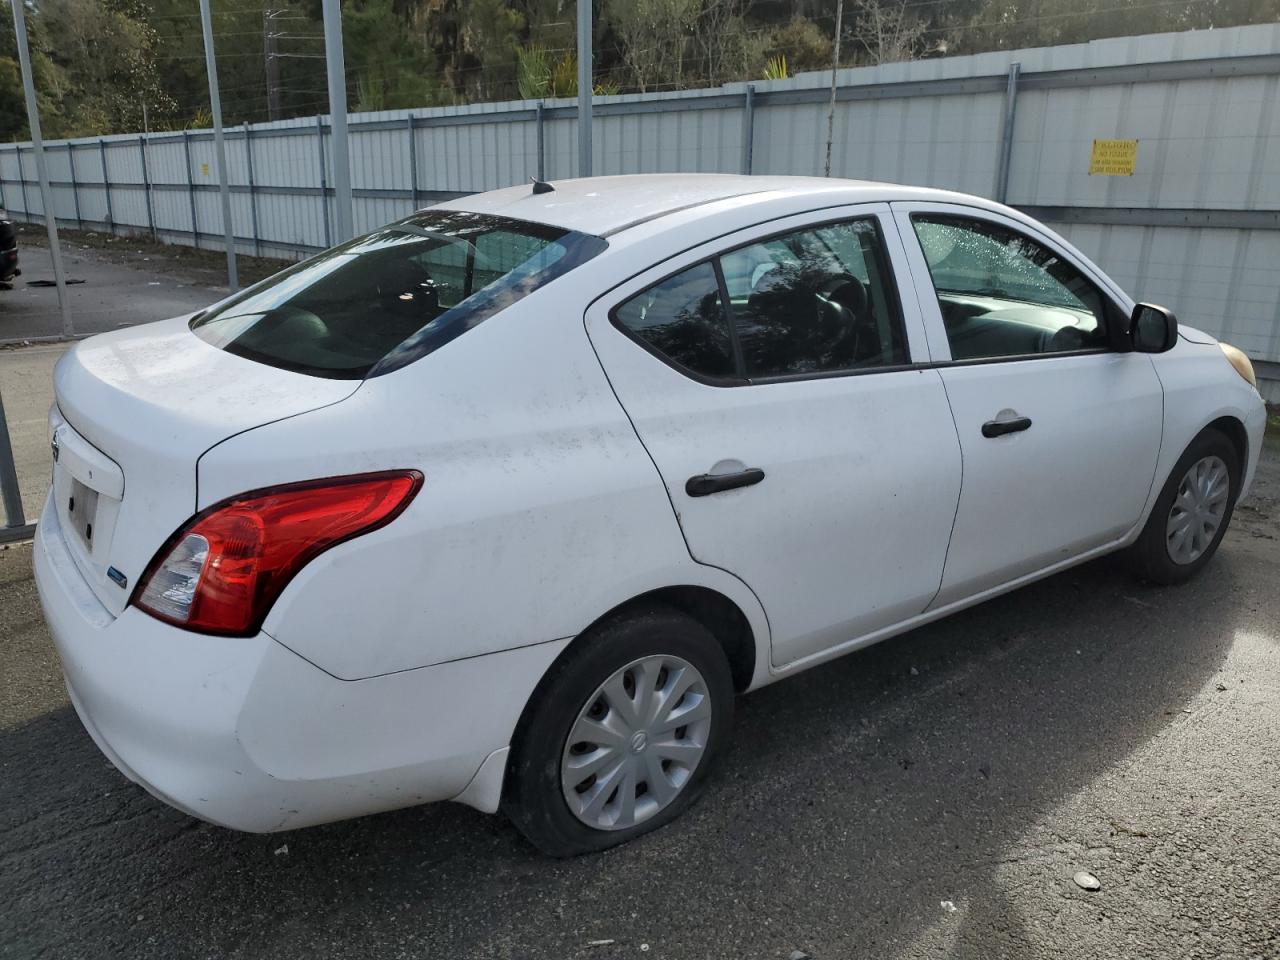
[345,0,439,110]
[690,0,760,86]
[41,0,173,134]
[5,0,1280,139]
[849,0,927,65]
[605,0,700,92]
[0,2,65,140]
[761,14,833,74]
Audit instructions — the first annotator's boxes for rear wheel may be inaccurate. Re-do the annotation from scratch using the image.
[1129,428,1240,584]
[503,605,734,857]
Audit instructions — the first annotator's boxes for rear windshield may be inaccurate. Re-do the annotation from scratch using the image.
[190,210,607,379]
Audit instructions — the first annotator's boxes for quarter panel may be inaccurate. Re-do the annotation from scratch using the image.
[196,297,770,681]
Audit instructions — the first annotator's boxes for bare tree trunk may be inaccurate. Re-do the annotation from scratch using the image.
[824,0,844,177]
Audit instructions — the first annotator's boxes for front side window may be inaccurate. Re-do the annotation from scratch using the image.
[191,211,607,379]
[613,216,908,384]
[911,215,1114,361]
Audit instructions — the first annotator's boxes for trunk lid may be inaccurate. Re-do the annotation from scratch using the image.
[51,317,361,616]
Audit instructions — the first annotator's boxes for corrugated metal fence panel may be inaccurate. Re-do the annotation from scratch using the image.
[1010,75,1280,209]
[1050,220,1280,364]
[1,21,1278,368]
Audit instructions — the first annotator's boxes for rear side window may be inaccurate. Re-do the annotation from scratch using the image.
[721,220,906,377]
[612,216,908,384]
[191,211,607,379]
[614,262,737,380]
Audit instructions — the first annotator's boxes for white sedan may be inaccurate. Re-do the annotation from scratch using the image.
[35,175,1266,856]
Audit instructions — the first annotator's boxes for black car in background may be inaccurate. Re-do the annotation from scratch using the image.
[0,216,19,283]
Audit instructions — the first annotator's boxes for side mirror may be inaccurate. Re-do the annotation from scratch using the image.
[1130,302,1178,353]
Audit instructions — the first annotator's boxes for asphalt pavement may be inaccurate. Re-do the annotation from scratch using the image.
[2,440,1278,958]
[0,236,222,343]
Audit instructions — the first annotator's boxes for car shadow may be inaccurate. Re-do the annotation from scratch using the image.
[0,547,1257,959]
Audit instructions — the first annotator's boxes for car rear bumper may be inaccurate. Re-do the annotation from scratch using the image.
[34,495,564,832]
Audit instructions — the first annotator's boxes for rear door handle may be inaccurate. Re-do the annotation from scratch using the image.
[981,416,1032,438]
[685,468,765,497]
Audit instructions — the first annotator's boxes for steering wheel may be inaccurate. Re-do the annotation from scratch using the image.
[816,276,869,364]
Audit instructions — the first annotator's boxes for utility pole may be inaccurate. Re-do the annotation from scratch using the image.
[576,0,592,177]
[824,0,844,178]
[10,0,71,337]
[199,0,240,291]
[321,0,353,242]
[264,9,282,122]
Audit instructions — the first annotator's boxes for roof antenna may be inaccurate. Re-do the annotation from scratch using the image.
[530,176,555,195]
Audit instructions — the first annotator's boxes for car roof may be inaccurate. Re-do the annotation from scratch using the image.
[432,173,961,237]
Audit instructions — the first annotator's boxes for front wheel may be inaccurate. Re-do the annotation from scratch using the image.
[1129,428,1240,584]
[503,605,735,857]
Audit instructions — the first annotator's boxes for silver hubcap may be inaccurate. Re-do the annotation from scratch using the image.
[561,655,712,831]
[1166,455,1230,565]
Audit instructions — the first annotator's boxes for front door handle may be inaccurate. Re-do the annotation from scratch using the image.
[982,416,1032,438]
[686,467,765,497]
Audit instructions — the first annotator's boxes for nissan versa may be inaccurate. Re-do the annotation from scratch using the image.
[35,175,1266,856]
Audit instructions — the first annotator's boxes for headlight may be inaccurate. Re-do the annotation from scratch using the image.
[1219,342,1257,388]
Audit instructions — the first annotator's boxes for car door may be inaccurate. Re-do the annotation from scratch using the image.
[891,202,1164,609]
[585,204,963,669]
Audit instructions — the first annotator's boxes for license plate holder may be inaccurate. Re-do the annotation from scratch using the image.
[68,478,100,550]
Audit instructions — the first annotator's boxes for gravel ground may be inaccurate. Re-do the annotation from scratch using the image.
[1,432,1277,959]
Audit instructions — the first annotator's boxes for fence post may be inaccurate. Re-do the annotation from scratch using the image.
[98,138,114,229]
[536,101,545,181]
[407,113,418,212]
[995,61,1021,203]
[741,84,755,175]
[182,131,199,249]
[0,386,29,536]
[243,123,260,257]
[68,143,82,228]
[316,114,332,248]
[15,146,28,221]
[138,134,156,240]
[576,0,592,177]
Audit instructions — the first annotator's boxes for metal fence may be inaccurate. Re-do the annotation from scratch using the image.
[2,22,1279,392]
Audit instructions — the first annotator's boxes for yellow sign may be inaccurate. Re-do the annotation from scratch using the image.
[200,162,209,177]
[1089,139,1138,176]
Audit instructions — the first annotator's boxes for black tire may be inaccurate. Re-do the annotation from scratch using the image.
[1129,427,1240,585]
[503,604,735,857]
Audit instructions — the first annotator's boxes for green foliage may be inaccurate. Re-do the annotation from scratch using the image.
[517,47,620,100]
[516,45,551,99]
[41,0,175,135]
[605,0,700,92]
[0,58,27,137]
[2,0,1280,139]
[762,15,832,74]
[345,0,439,111]
[550,52,578,97]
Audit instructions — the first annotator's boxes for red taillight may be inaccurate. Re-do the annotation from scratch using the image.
[132,471,423,636]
